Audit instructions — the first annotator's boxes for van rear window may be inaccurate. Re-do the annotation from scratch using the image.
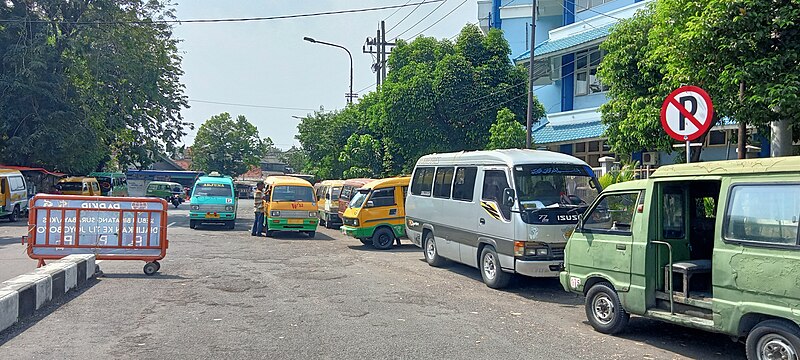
[57,182,84,191]
[411,167,435,197]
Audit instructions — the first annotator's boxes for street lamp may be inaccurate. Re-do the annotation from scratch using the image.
[303,36,355,104]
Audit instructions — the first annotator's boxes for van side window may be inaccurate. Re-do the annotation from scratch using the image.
[452,167,477,202]
[482,170,511,220]
[583,192,639,234]
[369,188,395,207]
[411,167,435,197]
[433,167,454,199]
[662,187,685,239]
[725,184,800,246]
[9,176,25,191]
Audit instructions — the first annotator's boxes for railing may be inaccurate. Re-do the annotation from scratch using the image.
[651,240,674,314]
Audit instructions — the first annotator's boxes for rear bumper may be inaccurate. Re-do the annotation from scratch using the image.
[267,217,317,232]
[515,259,563,278]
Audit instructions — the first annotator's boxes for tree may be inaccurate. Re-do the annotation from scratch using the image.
[191,113,266,177]
[0,0,189,173]
[339,134,383,178]
[599,0,800,160]
[487,108,526,150]
[280,146,309,174]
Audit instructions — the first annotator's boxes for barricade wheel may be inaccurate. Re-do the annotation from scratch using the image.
[144,262,159,276]
[153,261,161,272]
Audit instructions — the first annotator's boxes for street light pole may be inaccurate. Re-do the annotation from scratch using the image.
[303,36,355,104]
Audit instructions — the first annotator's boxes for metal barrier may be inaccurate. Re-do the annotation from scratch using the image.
[24,194,168,275]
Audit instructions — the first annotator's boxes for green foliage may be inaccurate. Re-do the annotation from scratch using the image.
[598,163,636,189]
[487,108,526,150]
[280,146,309,174]
[0,0,188,174]
[191,113,266,177]
[295,24,543,179]
[599,0,800,156]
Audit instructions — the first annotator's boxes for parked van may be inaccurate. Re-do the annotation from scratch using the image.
[189,172,237,229]
[55,177,102,196]
[561,157,800,360]
[314,179,345,229]
[406,150,600,288]
[340,177,410,250]
[88,172,128,197]
[337,178,374,220]
[146,181,185,208]
[0,169,28,222]
[263,176,318,238]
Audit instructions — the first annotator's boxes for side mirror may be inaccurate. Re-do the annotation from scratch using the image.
[366,200,374,208]
[577,214,584,229]
[502,188,515,207]
[325,194,330,200]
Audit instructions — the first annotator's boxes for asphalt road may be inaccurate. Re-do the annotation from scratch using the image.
[0,217,35,282]
[0,200,745,359]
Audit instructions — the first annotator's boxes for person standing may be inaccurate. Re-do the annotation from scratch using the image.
[252,181,265,236]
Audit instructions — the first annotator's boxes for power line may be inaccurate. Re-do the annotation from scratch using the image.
[386,0,434,33]
[383,0,413,21]
[409,0,469,39]
[189,99,317,111]
[392,0,450,39]
[356,82,377,94]
[0,1,445,25]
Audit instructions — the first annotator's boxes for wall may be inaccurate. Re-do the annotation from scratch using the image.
[573,92,608,110]
[502,15,562,60]
[574,0,636,22]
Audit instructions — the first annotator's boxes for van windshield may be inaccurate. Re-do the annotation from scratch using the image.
[194,183,232,197]
[272,185,315,202]
[513,164,599,210]
[349,190,369,209]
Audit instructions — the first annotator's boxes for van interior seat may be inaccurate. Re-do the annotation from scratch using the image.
[671,260,711,272]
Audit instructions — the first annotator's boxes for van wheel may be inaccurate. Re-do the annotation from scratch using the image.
[585,282,629,334]
[189,220,197,229]
[480,246,512,289]
[8,207,19,222]
[225,221,235,230]
[423,232,445,267]
[746,320,800,360]
[306,231,316,238]
[372,227,394,250]
[359,238,371,246]
[319,218,326,227]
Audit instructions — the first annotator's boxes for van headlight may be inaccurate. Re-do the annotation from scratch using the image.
[353,219,359,226]
[270,210,280,217]
[225,205,234,211]
[525,248,548,256]
[191,205,199,210]
[309,211,318,217]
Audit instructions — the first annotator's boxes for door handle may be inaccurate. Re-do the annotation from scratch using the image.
[616,244,627,250]
[479,218,486,225]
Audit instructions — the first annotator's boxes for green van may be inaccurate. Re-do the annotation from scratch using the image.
[146,181,185,208]
[88,172,128,197]
[561,157,800,360]
[189,172,237,230]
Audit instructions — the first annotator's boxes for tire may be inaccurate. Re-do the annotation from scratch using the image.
[7,207,18,222]
[372,227,394,250]
[306,231,316,238]
[143,262,158,276]
[423,232,445,267]
[189,220,197,229]
[585,282,630,334]
[359,238,372,246]
[265,230,275,238]
[172,199,180,208]
[746,319,800,360]
[319,218,326,227]
[153,261,161,272]
[480,246,512,289]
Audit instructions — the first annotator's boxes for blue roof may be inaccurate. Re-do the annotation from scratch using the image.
[515,23,614,62]
[532,119,606,144]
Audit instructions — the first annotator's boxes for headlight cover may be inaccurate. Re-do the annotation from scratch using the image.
[270,210,280,217]
[225,205,234,211]
[309,211,318,217]
[190,205,199,210]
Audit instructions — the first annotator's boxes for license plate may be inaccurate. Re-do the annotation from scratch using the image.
[287,218,304,224]
[205,213,220,219]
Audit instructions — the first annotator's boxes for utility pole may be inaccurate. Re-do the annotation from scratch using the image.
[363,22,395,87]
[525,0,537,149]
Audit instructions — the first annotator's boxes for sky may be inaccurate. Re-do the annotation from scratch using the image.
[172,0,479,150]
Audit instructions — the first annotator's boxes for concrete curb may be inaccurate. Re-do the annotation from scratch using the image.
[0,255,96,333]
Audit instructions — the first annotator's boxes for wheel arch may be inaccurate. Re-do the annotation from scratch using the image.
[583,275,616,296]
[738,313,800,337]
[476,237,498,267]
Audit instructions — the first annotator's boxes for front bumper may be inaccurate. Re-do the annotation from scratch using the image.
[190,211,235,221]
[266,217,317,231]
[323,211,342,224]
[340,225,374,239]
[515,259,563,278]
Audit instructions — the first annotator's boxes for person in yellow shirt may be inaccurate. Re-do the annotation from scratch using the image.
[251,181,265,236]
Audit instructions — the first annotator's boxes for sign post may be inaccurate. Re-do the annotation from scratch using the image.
[660,85,714,163]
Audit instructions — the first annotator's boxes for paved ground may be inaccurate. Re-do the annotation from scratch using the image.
[0,200,744,359]
[0,218,35,282]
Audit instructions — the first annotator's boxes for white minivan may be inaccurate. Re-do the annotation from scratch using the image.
[0,169,28,222]
[405,149,600,288]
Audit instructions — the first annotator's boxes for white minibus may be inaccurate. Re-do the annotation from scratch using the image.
[405,149,600,288]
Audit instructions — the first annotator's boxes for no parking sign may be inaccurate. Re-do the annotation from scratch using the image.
[660,85,714,142]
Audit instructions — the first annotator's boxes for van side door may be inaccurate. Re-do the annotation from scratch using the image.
[568,191,639,292]
[477,167,515,270]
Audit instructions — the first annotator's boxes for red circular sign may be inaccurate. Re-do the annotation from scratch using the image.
[660,85,714,142]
